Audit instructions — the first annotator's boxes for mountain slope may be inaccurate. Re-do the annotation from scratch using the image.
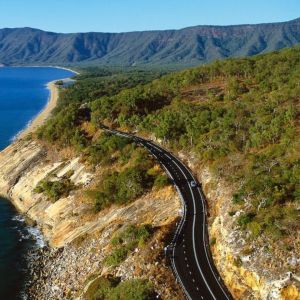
[35,46,300,299]
[1,18,300,66]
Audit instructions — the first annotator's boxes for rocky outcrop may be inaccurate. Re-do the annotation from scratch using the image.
[0,139,94,245]
[0,139,182,299]
[2,137,298,299]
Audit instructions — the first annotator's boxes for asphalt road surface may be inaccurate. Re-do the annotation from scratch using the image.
[103,127,233,300]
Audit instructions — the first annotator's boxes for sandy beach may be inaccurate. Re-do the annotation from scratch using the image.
[17,81,58,139]
[17,78,72,140]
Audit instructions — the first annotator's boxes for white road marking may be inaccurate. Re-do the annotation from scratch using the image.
[195,187,230,300]
[166,153,172,160]
[173,160,188,179]
[171,247,193,300]
[148,143,162,152]
[171,152,231,300]
[160,163,174,181]
[188,184,217,300]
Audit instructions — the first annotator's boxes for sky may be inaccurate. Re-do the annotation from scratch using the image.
[0,0,299,33]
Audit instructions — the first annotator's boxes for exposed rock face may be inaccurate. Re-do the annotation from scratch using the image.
[2,138,298,299]
[0,140,94,245]
[0,139,182,299]
[203,172,299,300]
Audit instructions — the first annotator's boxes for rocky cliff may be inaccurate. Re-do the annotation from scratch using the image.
[1,136,299,299]
[0,138,183,299]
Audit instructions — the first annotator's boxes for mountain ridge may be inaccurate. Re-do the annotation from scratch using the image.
[3,17,300,33]
[1,17,300,67]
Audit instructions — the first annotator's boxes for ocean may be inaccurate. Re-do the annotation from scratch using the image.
[0,67,75,299]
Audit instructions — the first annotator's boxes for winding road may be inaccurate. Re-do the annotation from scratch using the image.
[102,127,233,300]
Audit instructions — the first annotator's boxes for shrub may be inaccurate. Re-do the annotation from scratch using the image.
[153,174,170,188]
[109,279,154,300]
[233,256,243,267]
[105,225,152,266]
[232,193,244,204]
[37,104,89,149]
[88,164,154,212]
[237,212,255,228]
[248,221,262,237]
[104,247,129,267]
[85,277,116,300]
[85,190,110,212]
[34,178,75,201]
[115,168,145,202]
[210,237,216,246]
[110,225,152,247]
[55,80,64,86]
[84,134,133,166]
[85,277,154,300]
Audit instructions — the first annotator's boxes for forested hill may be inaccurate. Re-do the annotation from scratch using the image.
[38,46,300,244]
[1,17,300,67]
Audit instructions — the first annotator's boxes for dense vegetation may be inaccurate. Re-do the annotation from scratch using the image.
[34,177,75,202]
[37,68,165,147]
[54,68,166,111]
[84,132,169,212]
[2,18,300,67]
[37,47,300,241]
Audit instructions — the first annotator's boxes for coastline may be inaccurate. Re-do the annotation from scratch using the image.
[0,66,184,300]
[17,80,59,140]
[16,74,76,140]
[7,65,80,75]
[0,66,78,298]
[1,65,78,141]
[0,67,74,298]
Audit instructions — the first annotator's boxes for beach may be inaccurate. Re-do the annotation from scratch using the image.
[17,77,73,140]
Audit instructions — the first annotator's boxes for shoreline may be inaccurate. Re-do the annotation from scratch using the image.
[5,65,80,75]
[3,66,78,298]
[16,69,78,140]
[16,80,60,140]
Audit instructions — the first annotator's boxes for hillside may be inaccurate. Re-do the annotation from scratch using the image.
[33,46,300,299]
[1,18,300,67]
[0,69,185,299]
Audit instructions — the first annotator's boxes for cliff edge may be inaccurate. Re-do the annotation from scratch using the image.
[0,138,183,299]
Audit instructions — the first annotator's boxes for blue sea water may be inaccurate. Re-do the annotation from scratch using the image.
[0,67,75,299]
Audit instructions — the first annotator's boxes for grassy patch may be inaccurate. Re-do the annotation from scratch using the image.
[104,224,153,267]
[84,277,154,300]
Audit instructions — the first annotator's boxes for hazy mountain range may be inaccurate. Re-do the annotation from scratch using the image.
[0,17,300,67]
